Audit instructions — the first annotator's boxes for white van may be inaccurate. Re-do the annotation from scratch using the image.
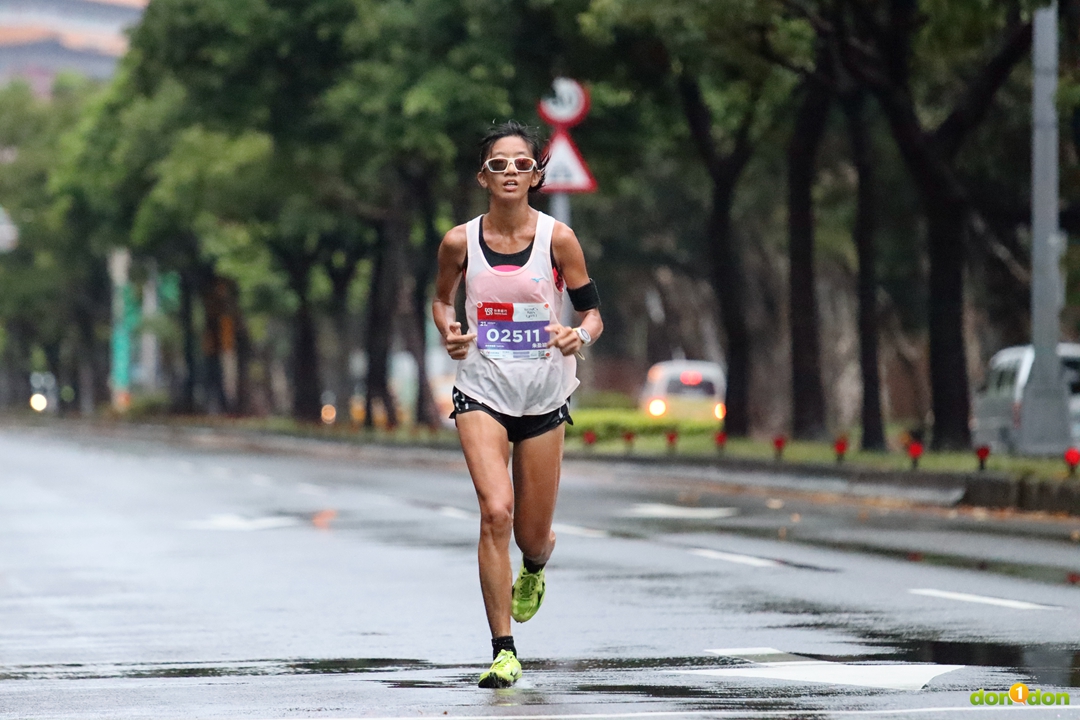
[972,344,1080,452]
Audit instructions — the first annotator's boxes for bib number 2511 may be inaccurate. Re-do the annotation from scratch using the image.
[476,302,551,360]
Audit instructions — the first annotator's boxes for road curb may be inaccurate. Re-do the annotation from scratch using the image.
[564,450,1077,516]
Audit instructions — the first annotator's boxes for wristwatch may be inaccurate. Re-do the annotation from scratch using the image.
[574,327,593,346]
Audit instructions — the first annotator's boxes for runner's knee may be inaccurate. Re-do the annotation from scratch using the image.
[479,501,514,537]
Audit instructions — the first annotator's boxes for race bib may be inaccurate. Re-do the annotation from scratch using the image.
[476,302,552,359]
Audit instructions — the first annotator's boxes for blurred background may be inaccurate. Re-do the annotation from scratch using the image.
[0,0,1067,452]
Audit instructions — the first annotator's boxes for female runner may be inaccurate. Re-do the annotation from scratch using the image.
[432,121,603,688]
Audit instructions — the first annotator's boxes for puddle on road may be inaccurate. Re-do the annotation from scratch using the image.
[865,638,1080,688]
[0,657,433,681]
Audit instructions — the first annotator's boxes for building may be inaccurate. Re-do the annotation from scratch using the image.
[0,0,146,94]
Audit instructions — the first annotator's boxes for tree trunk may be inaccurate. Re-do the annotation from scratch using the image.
[324,235,365,425]
[286,257,322,423]
[73,305,97,416]
[176,268,197,414]
[365,186,407,429]
[409,175,442,427]
[841,15,1031,450]
[842,91,886,450]
[787,75,831,440]
[710,184,752,436]
[925,201,971,449]
[677,73,757,436]
[200,278,227,415]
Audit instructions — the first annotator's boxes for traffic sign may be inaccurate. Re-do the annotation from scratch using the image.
[538,78,590,128]
[542,129,597,194]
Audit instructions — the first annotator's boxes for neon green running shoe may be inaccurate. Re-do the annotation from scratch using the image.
[478,649,521,688]
[511,563,545,623]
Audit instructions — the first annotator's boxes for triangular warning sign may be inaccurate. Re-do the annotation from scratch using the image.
[542,129,597,194]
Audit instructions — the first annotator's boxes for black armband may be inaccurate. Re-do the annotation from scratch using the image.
[568,279,600,312]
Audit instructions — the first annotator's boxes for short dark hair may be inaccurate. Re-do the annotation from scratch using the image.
[478,120,546,194]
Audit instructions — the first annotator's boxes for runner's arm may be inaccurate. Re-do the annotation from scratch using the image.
[548,222,603,356]
[432,226,475,360]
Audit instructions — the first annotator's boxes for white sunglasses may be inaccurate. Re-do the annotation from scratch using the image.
[483,157,538,173]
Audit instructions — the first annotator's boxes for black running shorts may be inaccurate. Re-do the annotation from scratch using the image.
[450,387,573,443]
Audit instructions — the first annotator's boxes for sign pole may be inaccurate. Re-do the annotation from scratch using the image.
[1020,1,1071,454]
[549,193,572,325]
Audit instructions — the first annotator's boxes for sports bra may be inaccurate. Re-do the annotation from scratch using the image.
[461,217,557,272]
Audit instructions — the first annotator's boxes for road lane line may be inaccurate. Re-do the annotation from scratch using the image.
[438,506,477,520]
[679,661,963,691]
[689,547,781,567]
[552,522,610,538]
[622,503,738,519]
[181,514,300,531]
[909,588,1060,610]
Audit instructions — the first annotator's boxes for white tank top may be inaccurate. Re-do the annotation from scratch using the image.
[454,212,579,416]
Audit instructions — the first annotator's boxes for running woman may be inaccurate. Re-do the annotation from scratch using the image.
[432,121,603,688]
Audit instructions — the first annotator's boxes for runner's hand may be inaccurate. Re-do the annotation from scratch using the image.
[444,322,476,360]
[545,323,582,357]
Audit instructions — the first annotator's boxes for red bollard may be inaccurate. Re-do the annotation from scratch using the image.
[583,430,597,449]
[773,435,786,461]
[666,430,678,453]
[834,436,849,464]
[1065,447,1080,476]
[623,430,636,453]
[908,440,924,470]
[715,430,728,454]
[975,445,991,471]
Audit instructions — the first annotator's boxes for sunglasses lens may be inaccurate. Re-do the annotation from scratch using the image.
[487,158,509,172]
[513,158,535,171]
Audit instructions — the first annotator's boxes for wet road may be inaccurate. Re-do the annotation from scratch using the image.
[1,425,1079,719]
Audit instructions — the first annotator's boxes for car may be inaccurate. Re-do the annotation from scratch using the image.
[638,360,727,422]
[972,344,1080,452]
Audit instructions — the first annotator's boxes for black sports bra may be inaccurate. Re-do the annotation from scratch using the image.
[462,219,557,271]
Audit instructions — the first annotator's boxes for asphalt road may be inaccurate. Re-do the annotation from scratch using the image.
[1,424,1079,720]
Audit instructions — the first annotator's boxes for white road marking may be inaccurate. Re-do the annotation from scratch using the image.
[623,503,738,519]
[689,548,781,568]
[705,647,810,663]
[552,522,609,538]
[698,647,964,690]
[678,661,963,691]
[182,514,300,531]
[909,588,1060,610]
[439,506,477,521]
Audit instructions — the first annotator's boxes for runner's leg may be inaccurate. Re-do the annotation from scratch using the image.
[511,424,564,565]
[456,410,514,638]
